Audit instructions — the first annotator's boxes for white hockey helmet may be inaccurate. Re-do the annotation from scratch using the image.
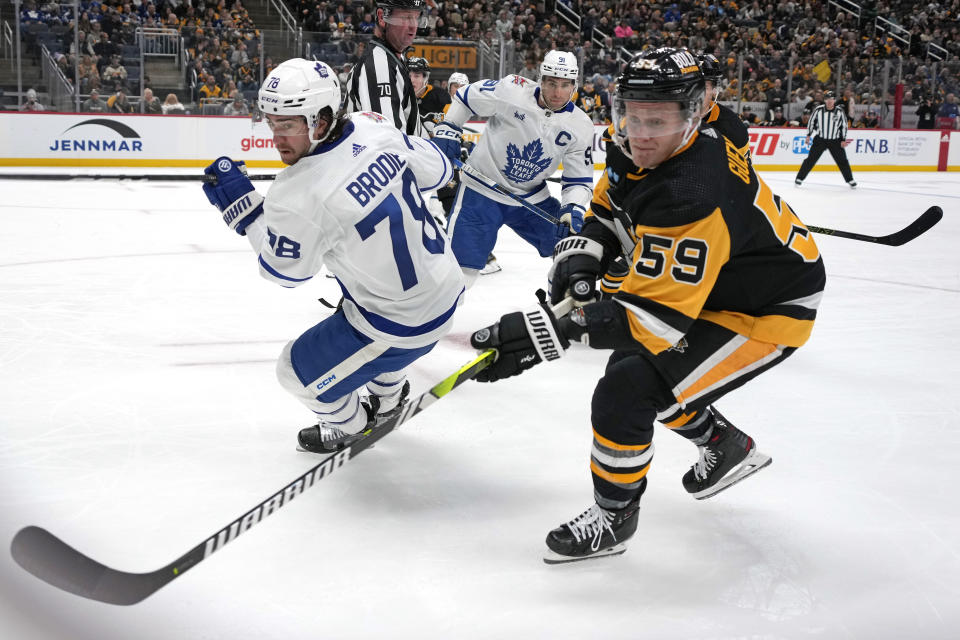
[539,50,579,81]
[448,72,469,87]
[258,58,342,143]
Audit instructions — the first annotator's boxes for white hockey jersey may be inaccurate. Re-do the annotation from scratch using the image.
[244,112,463,348]
[444,74,595,209]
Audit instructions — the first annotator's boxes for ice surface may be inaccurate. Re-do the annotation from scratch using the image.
[0,169,958,639]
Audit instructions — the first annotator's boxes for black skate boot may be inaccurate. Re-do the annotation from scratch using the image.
[297,396,380,454]
[682,409,772,499]
[543,499,640,565]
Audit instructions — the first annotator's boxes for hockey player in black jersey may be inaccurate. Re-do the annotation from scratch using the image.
[697,52,750,157]
[407,56,450,134]
[470,47,826,563]
[595,50,750,299]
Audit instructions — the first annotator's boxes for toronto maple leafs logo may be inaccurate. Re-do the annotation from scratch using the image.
[314,62,328,78]
[503,139,552,183]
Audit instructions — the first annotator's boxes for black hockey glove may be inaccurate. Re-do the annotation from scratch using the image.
[547,234,606,306]
[470,294,569,383]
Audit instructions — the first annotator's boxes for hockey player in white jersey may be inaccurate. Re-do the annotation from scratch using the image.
[201,58,464,453]
[432,50,595,286]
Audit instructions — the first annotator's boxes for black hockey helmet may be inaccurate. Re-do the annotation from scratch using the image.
[377,0,424,14]
[611,47,706,157]
[616,47,706,111]
[377,0,425,27]
[697,52,724,82]
[406,56,430,74]
[823,90,836,100]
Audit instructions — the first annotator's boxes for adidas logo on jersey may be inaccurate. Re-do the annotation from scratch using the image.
[352,143,367,157]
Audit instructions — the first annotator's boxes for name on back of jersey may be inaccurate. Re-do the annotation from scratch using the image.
[346,151,408,206]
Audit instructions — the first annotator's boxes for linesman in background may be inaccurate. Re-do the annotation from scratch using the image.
[346,0,424,135]
[795,90,857,188]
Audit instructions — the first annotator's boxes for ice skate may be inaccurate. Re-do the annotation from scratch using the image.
[543,499,640,564]
[297,397,379,454]
[682,410,772,499]
[373,381,410,425]
[479,253,501,275]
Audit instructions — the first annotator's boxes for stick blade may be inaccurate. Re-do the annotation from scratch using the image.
[11,526,167,605]
[885,206,943,246]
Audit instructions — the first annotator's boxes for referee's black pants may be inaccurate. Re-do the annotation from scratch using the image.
[796,137,855,183]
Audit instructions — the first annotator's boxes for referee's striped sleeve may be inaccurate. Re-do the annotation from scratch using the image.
[807,106,821,137]
[349,47,404,130]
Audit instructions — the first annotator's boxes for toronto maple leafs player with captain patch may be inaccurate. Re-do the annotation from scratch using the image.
[202,58,463,454]
[432,50,595,286]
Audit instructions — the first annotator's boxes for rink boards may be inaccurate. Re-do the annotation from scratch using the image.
[0,111,956,171]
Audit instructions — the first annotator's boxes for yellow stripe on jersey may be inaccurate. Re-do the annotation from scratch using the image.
[699,310,816,347]
[707,103,721,124]
[591,169,613,216]
[619,207,732,354]
[590,460,651,484]
[674,338,780,405]
[593,429,652,451]
[663,411,698,428]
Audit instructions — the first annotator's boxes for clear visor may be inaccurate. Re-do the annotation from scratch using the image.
[612,97,696,141]
[383,9,427,28]
[261,114,310,137]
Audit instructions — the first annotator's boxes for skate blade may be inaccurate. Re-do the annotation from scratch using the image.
[693,449,773,500]
[296,443,375,454]
[479,262,502,275]
[542,543,627,565]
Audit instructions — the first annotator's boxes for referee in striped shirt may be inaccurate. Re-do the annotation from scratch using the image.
[795,91,857,188]
[346,0,423,136]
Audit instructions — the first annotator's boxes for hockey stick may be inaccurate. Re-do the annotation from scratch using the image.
[805,206,943,246]
[9,349,496,605]
[0,173,276,182]
[453,158,564,227]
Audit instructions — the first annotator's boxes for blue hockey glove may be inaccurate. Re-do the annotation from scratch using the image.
[202,157,264,235]
[433,121,463,163]
[559,203,585,233]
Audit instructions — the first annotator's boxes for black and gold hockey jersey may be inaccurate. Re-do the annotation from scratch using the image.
[701,102,750,158]
[417,84,451,129]
[586,128,826,355]
[600,124,638,193]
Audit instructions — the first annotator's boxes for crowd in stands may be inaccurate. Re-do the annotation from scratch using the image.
[14,0,959,129]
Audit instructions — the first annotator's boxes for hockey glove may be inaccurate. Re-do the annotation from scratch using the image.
[547,235,606,306]
[470,294,569,383]
[203,156,264,236]
[559,203,585,233]
[433,121,463,163]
